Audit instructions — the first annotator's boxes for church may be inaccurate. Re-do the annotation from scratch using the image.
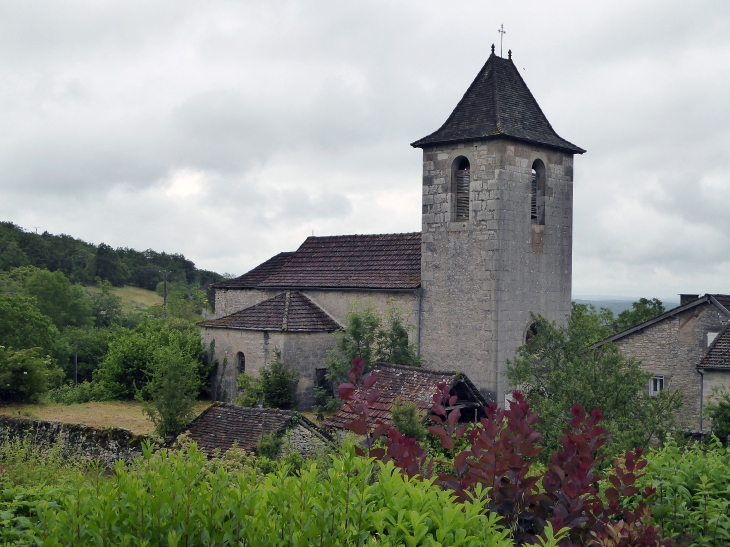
[199,48,585,409]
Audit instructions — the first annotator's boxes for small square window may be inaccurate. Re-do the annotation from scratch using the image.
[649,376,664,397]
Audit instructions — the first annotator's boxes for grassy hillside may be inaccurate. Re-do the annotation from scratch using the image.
[86,284,163,312]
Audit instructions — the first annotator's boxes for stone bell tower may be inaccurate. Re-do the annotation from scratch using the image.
[412,48,585,404]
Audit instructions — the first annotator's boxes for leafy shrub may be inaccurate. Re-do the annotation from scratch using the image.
[391,398,427,441]
[26,443,514,547]
[0,346,63,403]
[142,346,201,438]
[235,371,262,407]
[47,380,111,404]
[706,388,730,446]
[636,437,730,546]
[256,433,283,460]
[260,349,299,410]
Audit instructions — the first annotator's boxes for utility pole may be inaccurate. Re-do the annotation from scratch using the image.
[159,270,170,319]
[73,341,78,386]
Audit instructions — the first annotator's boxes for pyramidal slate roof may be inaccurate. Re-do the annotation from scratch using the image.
[214,233,421,291]
[411,53,585,154]
[699,324,730,370]
[199,291,341,332]
[322,363,487,430]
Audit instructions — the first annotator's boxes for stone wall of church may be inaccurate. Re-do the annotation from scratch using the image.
[702,370,730,429]
[214,288,277,318]
[613,303,729,430]
[419,138,573,404]
[201,327,336,410]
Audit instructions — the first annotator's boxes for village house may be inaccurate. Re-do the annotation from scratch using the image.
[200,48,584,409]
[598,294,730,430]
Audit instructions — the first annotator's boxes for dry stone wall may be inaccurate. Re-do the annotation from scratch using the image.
[0,416,150,467]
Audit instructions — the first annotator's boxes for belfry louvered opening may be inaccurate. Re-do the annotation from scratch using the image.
[453,157,471,221]
[531,159,546,225]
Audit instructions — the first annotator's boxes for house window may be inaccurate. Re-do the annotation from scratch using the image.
[315,367,333,397]
[649,375,664,396]
[525,322,539,344]
[453,157,470,221]
[237,351,245,374]
[531,159,546,225]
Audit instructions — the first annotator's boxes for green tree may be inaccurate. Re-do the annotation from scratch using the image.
[93,243,129,287]
[0,293,58,354]
[260,349,299,410]
[97,319,208,399]
[88,280,123,327]
[0,347,64,403]
[326,300,421,382]
[142,346,201,438]
[507,303,683,458]
[0,239,30,270]
[152,281,211,322]
[616,297,665,331]
[25,269,93,329]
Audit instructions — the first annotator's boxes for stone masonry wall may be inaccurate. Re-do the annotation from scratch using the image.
[419,138,573,404]
[0,416,149,468]
[201,328,337,409]
[283,422,330,458]
[614,303,729,429]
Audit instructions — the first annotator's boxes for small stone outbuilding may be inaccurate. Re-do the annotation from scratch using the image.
[182,403,331,458]
[322,363,488,431]
[598,294,730,430]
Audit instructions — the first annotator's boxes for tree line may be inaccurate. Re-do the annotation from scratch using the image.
[0,221,224,304]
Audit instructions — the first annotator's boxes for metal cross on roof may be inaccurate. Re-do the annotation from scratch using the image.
[498,24,506,57]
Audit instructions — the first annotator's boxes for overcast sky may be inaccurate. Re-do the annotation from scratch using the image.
[1,0,728,300]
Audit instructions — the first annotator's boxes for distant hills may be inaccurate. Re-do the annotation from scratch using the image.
[573,298,680,316]
[0,221,224,292]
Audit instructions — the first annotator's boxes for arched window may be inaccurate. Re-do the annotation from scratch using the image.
[531,160,546,225]
[525,322,539,344]
[453,157,470,221]
[237,351,245,374]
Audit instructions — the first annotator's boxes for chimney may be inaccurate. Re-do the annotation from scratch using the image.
[680,294,700,306]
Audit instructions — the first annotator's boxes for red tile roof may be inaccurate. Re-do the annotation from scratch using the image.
[322,363,486,430]
[215,233,421,291]
[183,403,329,456]
[699,325,730,370]
[214,252,295,289]
[198,291,340,332]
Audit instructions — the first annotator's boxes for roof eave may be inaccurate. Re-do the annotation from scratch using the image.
[410,133,585,154]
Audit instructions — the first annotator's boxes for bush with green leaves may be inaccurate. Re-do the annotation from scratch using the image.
[25,443,515,547]
[706,388,730,446]
[96,319,208,400]
[0,346,63,403]
[633,437,730,546]
[142,345,201,438]
[47,380,112,404]
[235,371,262,407]
[390,398,427,442]
[259,349,299,410]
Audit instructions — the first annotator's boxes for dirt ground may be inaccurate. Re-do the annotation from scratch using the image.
[0,401,211,435]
